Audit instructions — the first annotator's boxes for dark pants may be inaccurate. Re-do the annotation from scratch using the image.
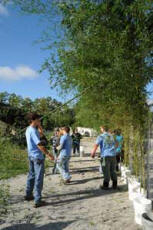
[26,157,44,204]
[52,148,59,174]
[102,156,117,187]
[116,151,124,171]
[116,154,121,171]
[73,143,80,154]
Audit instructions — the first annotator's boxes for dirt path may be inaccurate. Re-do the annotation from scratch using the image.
[0,140,141,230]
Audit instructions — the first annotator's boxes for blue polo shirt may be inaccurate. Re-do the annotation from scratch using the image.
[96,132,116,157]
[60,133,72,157]
[115,135,123,154]
[25,126,44,160]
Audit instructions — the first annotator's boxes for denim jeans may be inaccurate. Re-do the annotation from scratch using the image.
[57,155,71,180]
[26,157,44,204]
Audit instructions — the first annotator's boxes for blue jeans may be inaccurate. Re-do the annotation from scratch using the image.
[26,157,44,204]
[57,155,71,180]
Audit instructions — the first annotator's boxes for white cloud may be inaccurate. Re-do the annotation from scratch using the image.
[0,3,9,16]
[147,99,153,106]
[0,65,38,81]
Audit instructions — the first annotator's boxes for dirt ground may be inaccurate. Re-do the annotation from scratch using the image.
[0,139,141,230]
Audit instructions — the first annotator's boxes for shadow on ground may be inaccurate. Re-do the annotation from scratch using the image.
[1,221,75,230]
[45,166,99,176]
[69,176,102,184]
[44,184,128,207]
[70,159,94,163]
[71,166,99,174]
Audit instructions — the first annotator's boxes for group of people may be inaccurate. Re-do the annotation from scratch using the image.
[24,112,123,208]
[50,128,82,175]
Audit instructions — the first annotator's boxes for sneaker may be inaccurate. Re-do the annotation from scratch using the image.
[63,179,71,184]
[24,195,34,201]
[34,200,46,208]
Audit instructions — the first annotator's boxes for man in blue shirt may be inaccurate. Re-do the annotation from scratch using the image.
[25,113,54,208]
[91,125,118,189]
[57,126,72,184]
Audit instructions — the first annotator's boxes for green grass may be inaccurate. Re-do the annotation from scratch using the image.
[0,184,10,214]
[0,138,53,180]
[0,139,29,179]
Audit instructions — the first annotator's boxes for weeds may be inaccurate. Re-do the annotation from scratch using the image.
[0,184,10,214]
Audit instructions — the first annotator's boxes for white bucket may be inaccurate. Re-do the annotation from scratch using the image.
[125,169,131,178]
[128,178,140,201]
[80,146,84,157]
[133,197,152,225]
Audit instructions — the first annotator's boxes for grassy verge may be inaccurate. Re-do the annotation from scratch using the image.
[0,183,10,215]
[0,139,28,179]
[0,138,53,180]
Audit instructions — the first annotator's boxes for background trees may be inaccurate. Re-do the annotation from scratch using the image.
[3,0,152,131]
[0,92,75,131]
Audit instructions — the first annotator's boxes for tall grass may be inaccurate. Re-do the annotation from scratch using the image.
[0,139,28,179]
[0,184,10,214]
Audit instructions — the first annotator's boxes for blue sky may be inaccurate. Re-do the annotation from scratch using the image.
[0,3,67,101]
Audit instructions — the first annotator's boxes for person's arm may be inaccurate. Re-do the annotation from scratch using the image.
[91,136,101,158]
[115,141,119,148]
[56,136,65,151]
[37,143,54,160]
[91,144,99,158]
[32,129,54,161]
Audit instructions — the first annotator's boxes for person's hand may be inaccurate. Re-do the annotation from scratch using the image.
[91,151,95,158]
[48,154,54,161]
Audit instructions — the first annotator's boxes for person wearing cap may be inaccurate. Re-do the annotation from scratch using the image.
[50,128,61,174]
[25,112,54,208]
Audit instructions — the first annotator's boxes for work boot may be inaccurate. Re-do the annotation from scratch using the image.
[112,180,118,189]
[100,181,109,190]
[24,195,34,201]
[34,200,47,208]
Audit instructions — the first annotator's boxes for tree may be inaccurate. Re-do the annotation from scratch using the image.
[0,92,9,104]
[8,93,23,108]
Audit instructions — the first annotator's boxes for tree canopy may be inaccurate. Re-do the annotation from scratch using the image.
[2,0,153,131]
